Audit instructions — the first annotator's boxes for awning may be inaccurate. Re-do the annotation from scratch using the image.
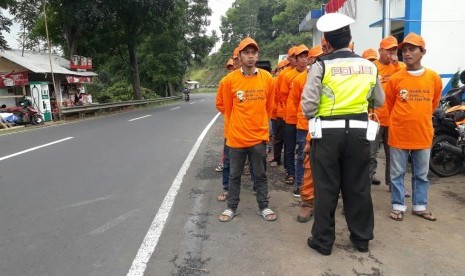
[0,50,97,77]
[66,76,93,84]
[369,17,405,30]
[299,9,324,32]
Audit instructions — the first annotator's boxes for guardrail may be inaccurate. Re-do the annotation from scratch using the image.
[59,96,182,119]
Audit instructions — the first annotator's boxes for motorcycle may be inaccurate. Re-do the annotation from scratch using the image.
[0,97,44,125]
[183,88,190,102]
[429,71,465,177]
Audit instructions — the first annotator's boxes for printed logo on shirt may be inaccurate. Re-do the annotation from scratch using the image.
[399,89,433,102]
[331,66,373,76]
[235,89,266,103]
[236,90,245,102]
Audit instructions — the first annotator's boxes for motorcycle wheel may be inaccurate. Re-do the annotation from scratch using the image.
[429,134,463,177]
[32,115,44,125]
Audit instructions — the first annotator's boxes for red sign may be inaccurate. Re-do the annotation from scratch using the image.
[66,76,93,83]
[0,71,29,88]
[70,55,93,70]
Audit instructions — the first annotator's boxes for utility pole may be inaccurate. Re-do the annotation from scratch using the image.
[383,0,391,36]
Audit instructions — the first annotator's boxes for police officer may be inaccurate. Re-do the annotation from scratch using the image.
[301,13,384,255]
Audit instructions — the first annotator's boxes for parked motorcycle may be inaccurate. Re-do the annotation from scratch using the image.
[0,97,44,125]
[429,71,465,177]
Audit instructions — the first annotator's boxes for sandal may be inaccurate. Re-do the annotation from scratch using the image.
[219,208,236,222]
[217,191,228,202]
[257,208,277,221]
[389,210,404,221]
[284,175,294,185]
[412,210,437,221]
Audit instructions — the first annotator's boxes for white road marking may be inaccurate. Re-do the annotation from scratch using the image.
[127,112,221,276]
[60,195,115,210]
[89,209,139,236]
[189,102,196,104]
[0,137,74,162]
[170,107,180,111]
[128,115,152,122]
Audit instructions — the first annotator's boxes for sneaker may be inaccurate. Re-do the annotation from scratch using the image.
[270,161,280,167]
[292,188,301,198]
[215,163,223,172]
[307,237,332,256]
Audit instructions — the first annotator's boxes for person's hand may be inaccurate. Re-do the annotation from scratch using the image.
[388,53,398,64]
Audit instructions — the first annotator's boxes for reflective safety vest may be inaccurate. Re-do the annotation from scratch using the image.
[317,51,378,117]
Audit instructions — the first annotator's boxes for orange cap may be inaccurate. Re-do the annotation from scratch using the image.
[308,45,324,58]
[380,35,398,49]
[362,48,378,60]
[232,47,240,59]
[226,58,234,68]
[237,37,259,52]
[294,44,309,56]
[287,46,297,56]
[398,32,425,49]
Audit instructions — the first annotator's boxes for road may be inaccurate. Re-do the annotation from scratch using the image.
[1,93,464,275]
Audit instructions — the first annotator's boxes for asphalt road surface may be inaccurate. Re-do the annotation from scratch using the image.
[1,93,464,275]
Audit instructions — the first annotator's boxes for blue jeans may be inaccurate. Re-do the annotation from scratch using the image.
[222,139,230,191]
[390,147,431,212]
[284,123,297,175]
[295,129,307,188]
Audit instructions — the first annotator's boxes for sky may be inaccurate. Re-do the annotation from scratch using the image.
[207,0,233,53]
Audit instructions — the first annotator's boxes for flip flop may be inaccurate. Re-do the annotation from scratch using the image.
[389,210,404,221]
[217,191,228,202]
[219,208,236,222]
[257,208,277,221]
[412,210,437,221]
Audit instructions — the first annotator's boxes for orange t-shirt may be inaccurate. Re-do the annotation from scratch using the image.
[373,61,406,126]
[275,67,292,118]
[270,77,278,120]
[385,68,442,149]
[222,69,274,148]
[288,70,308,129]
[280,68,301,123]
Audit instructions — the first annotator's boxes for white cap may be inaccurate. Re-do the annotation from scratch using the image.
[317,13,355,33]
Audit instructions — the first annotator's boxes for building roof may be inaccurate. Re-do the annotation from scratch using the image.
[0,49,97,77]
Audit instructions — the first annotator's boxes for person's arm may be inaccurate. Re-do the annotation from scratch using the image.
[384,75,396,114]
[432,72,443,110]
[265,74,275,118]
[370,78,385,108]
[301,62,323,119]
[216,78,226,114]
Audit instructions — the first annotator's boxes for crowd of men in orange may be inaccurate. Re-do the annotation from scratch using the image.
[213,13,441,255]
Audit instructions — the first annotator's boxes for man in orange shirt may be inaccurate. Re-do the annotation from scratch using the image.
[292,45,324,221]
[385,33,442,222]
[270,48,295,167]
[370,36,406,187]
[282,45,309,187]
[217,37,276,222]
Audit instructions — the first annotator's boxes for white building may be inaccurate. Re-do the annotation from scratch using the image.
[299,0,465,93]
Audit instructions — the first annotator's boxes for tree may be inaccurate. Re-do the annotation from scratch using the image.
[0,0,14,49]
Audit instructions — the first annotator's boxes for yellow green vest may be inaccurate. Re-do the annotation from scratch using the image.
[317,51,378,117]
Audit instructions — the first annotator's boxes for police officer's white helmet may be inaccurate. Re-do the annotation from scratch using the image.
[317,13,355,33]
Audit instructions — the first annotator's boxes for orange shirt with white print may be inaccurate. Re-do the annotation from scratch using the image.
[373,60,406,126]
[385,68,442,149]
[275,67,291,118]
[222,68,274,148]
[280,68,301,123]
[292,70,309,131]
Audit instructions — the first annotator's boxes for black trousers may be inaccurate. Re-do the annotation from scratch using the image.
[272,117,285,164]
[310,125,374,250]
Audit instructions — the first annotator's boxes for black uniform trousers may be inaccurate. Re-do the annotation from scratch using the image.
[310,120,374,251]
